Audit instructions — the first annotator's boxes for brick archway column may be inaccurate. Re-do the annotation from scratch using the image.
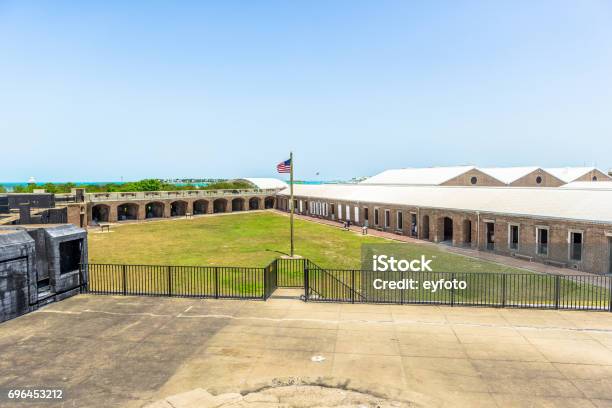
[453,217,463,246]
[137,202,146,220]
[225,198,232,212]
[109,203,118,223]
[206,200,213,214]
[163,202,171,218]
[432,215,442,243]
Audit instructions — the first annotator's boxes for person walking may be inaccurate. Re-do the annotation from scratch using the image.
[362,219,369,235]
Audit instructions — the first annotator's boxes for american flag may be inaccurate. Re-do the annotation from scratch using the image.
[276,159,291,173]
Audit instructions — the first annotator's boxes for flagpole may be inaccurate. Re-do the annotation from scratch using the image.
[289,151,294,257]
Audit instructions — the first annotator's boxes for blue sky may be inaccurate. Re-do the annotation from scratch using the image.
[1,1,611,182]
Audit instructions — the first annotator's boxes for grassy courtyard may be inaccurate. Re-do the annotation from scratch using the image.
[87,212,609,307]
[89,211,526,273]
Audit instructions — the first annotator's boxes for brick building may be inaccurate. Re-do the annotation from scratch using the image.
[277,183,612,275]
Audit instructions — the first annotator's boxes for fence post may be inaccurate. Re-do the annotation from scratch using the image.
[168,266,172,297]
[122,265,127,296]
[303,264,309,301]
[501,274,507,308]
[554,275,560,310]
[215,267,219,299]
[351,270,355,304]
[274,259,278,287]
[451,273,455,307]
[263,265,268,300]
[608,275,612,313]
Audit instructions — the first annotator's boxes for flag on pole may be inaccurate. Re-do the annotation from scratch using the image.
[276,159,292,173]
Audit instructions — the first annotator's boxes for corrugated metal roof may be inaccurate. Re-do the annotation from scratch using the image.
[279,184,612,223]
[243,178,288,189]
[360,166,476,185]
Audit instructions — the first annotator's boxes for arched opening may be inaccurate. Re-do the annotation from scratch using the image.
[170,200,187,217]
[422,215,430,240]
[232,198,245,211]
[91,204,110,224]
[213,199,227,213]
[443,217,453,242]
[117,203,138,221]
[248,197,260,210]
[193,199,209,215]
[145,202,164,219]
[264,196,275,209]
[463,219,472,245]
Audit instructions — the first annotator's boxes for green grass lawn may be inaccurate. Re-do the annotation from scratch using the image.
[89,211,525,273]
[87,212,610,307]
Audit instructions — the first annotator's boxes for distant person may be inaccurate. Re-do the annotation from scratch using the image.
[362,219,369,235]
[346,219,351,230]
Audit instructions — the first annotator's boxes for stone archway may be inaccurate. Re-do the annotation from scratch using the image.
[91,204,110,224]
[213,199,227,213]
[442,217,453,242]
[264,196,275,209]
[145,202,165,219]
[170,200,188,217]
[117,203,138,221]
[232,198,245,212]
[248,197,260,210]
[193,199,209,215]
[463,219,472,245]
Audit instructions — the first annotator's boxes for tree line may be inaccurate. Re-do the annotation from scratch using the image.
[1,179,254,194]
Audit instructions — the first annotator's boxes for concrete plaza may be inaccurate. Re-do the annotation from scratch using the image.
[1,294,612,407]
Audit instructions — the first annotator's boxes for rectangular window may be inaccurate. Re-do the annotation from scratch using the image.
[338,204,343,219]
[486,222,495,250]
[385,210,390,228]
[299,200,303,212]
[364,207,369,221]
[569,231,583,261]
[345,205,350,221]
[331,204,335,215]
[537,227,549,256]
[354,206,359,223]
[509,224,519,251]
[411,213,417,237]
[374,208,379,226]
[397,212,403,230]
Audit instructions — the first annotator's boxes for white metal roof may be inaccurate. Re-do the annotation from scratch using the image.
[243,178,288,189]
[560,181,612,190]
[544,167,599,183]
[478,167,541,184]
[279,184,612,224]
[360,166,476,185]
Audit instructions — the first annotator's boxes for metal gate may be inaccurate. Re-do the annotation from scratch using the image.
[276,258,305,287]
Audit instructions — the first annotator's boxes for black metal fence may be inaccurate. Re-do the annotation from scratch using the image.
[304,265,612,311]
[84,263,270,300]
[276,258,305,287]
[83,258,612,311]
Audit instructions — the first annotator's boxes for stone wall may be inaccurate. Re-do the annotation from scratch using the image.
[0,225,88,323]
[0,230,36,323]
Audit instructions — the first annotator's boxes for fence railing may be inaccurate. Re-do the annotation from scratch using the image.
[84,264,267,300]
[82,259,612,311]
[304,268,612,311]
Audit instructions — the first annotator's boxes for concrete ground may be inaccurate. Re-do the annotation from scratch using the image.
[1,295,612,408]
